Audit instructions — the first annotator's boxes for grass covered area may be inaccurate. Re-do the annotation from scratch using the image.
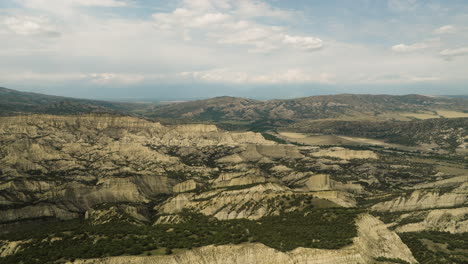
[0,208,360,264]
[400,231,468,264]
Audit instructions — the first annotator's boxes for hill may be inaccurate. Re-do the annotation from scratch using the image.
[0,87,149,116]
[149,94,468,126]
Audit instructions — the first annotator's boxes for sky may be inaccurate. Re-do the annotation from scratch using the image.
[0,0,467,100]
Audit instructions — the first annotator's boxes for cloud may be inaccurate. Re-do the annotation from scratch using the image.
[3,15,60,36]
[88,73,145,84]
[180,68,332,84]
[152,0,320,53]
[0,71,85,81]
[433,25,456,34]
[235,0,292,19]
[356,74,442,84]
[391,39,439,53]
[283,35,323,51]
[14,0,127,16]
[153,9,231,29]
[69,0,127,7]
[2,0,468,93]
[440,47,468,59]
[391,43,429,52]
[17,0,127,8]
[215,25,283,53]
[192,13,231,27]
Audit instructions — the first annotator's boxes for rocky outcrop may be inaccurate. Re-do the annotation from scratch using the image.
[0,115,278,223]
[211,168,273,188]
[413,175,467,189]
[304,174,332,191]
[0,240,27,257]
[310,147,378,160]
[353,214,417,263]
[311,191,357,207]
[371,188,467,212]
[157,183,293,220]
[70,243,365,264]
[0,203,80,222]
[396,207,468,234]
[85,204,150,224]
[173,180,200,193]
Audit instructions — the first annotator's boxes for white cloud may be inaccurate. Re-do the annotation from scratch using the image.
[1,0,467,92]
[235,0,292,19]
[433,25,456,34]
[192,13,231,27]
[215,25,282,53]
[440,47,468,59]
[69,0,127,7]
[88,73,145,84]
[283,35,323,51]
[391,39,439,53]
[14,0,127,16]
[180,68,332,84]
[152,0,319,53]
[3,15,60,36]
[0,71,85,81]
[181,0,232,12]
[391,43,428,52]
[17,0,127,8]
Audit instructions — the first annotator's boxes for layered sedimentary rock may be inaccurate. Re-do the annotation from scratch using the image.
[310,147,378,160]
[396,207,468,234]
[0,115,275,223]
[371,186,467,212]
[1,115,378,223]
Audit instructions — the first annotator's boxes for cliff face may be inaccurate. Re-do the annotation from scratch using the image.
[353,214,417,263]
[371,180,468,212]
[0,115,274,223]
[70,244,365,264]
[0,115,376,223]
[69,214,417,264]
[396,207,468,234]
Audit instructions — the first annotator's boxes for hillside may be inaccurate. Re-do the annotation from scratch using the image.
[0,115,466,263]
[150,94,468,125]
[0,87,149,116]
[287,118,468,152]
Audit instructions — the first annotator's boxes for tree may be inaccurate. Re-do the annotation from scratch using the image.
[165,247,173,255]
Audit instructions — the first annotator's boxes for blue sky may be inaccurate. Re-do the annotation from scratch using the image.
[1,0,467,99]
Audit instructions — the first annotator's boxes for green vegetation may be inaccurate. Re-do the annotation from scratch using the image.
[261,132,288,144]
[289,118,468,151]
[0,87,149,116]
[0,208,359,264]
[375,257,410,264]
[400,231,468,264]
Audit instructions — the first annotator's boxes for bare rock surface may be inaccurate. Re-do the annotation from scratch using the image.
[396,207,468,234]
[371,188,467,212]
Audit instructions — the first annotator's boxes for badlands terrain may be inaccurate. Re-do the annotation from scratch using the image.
[0,88,467,264]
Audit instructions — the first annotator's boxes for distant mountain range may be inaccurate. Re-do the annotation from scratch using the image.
[1,87,467,127]
[0,87,149,116]
[149,94,468,127]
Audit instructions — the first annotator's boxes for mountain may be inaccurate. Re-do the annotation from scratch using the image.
[150,94,468,125]
[0,87,149,116]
